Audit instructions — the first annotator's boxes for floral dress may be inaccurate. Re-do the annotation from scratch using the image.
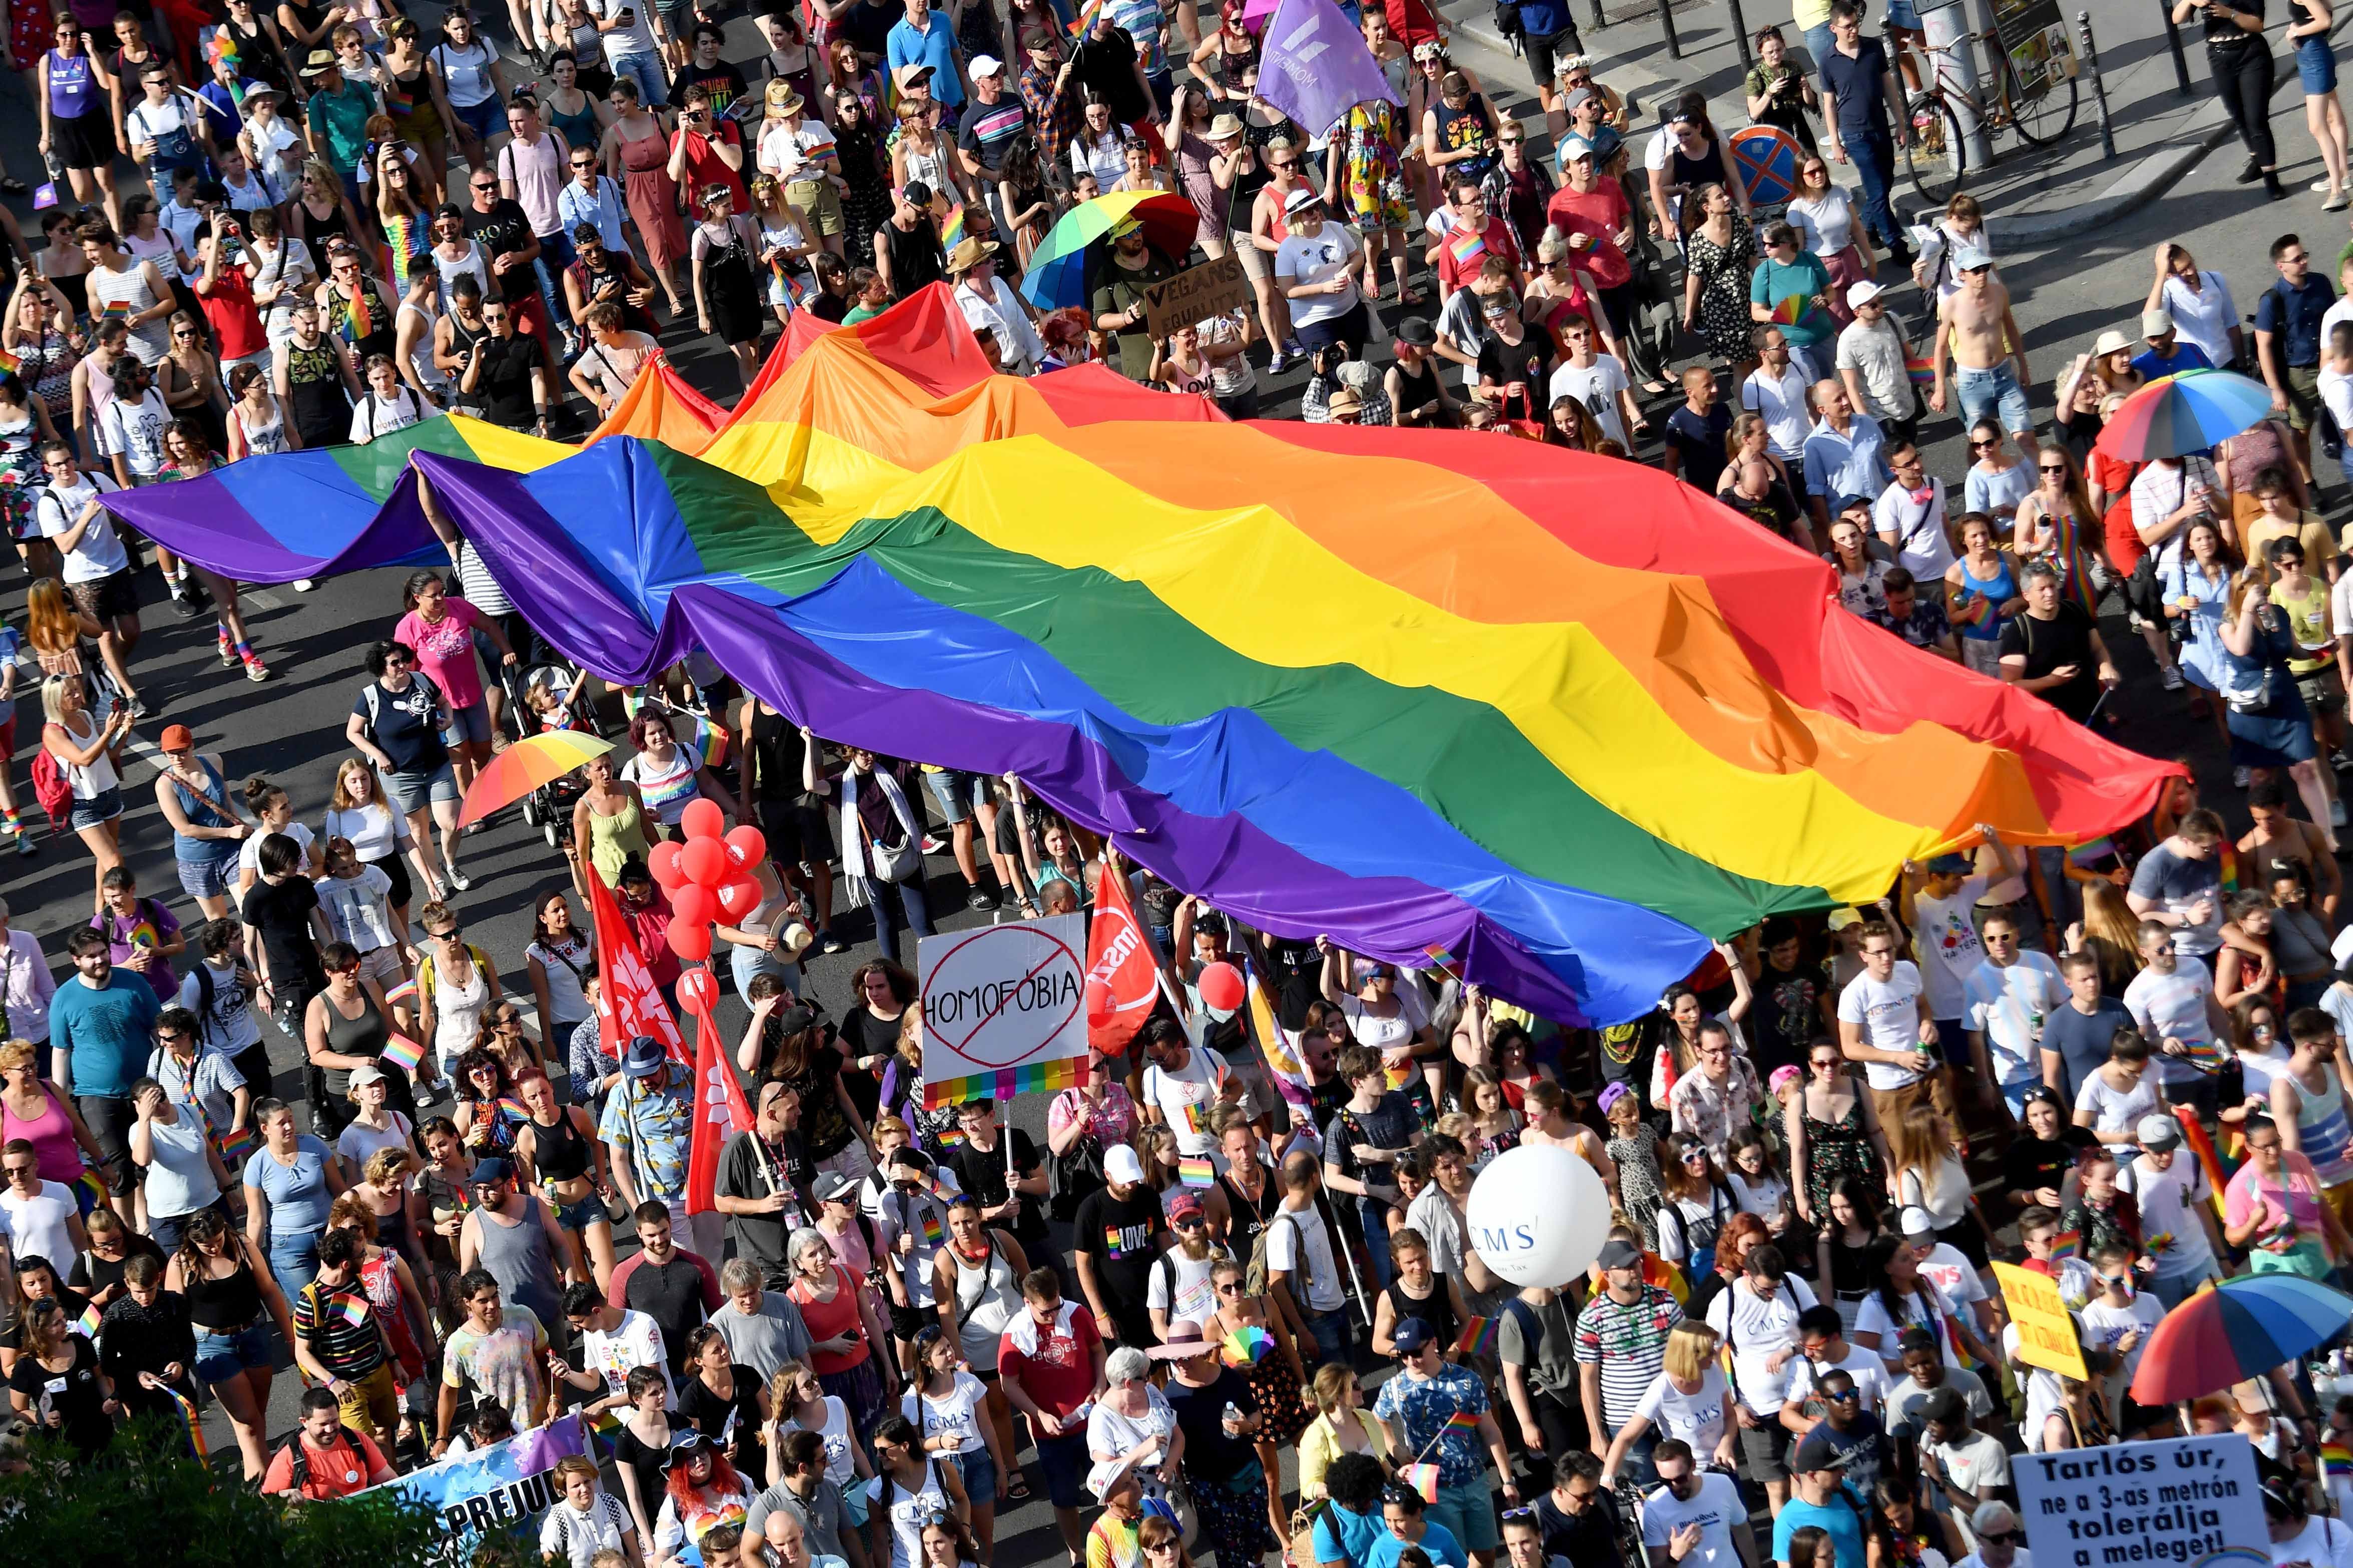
[1340,101,1407,230]
[1684,219,1758,365]
[1799,1093,1875,1224]
[0,403,39,539]
[1608,1129,1665,1250]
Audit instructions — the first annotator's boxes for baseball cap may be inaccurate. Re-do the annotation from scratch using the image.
[1390,1316,1434,1353]
[2137,1113,2183,1151]
[814,1171,859,1204]
[159,723,195,751]
[1951,244,1993,271]
[1790,1430,1851,1473]
[348,1063,385,1090]
[1564,87,1597,116]
[1898,1205,1938,1239]
[1918,1385,1968,1426]
[1108,214,1143,238]
[1825,907,1863,931]
[1597,1238,1643,1271]
[970,53,1003,77]
[1104,1144,1146,1185]
[470,1157,513,1186]
[1165,1188,1205,1222]
[2142,307,2176,338]
[1845,279,1883,309]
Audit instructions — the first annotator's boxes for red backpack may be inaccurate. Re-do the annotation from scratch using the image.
[29,738,69,828]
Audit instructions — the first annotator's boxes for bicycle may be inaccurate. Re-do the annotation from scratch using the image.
[1897,20,2082,205]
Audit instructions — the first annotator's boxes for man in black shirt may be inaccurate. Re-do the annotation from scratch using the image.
[943,1097,1054,1271]
[713,1081,813,1283]
[1529,1452,1627,1568]
[1070,1142,1163,1349]
[830,0,897,63]
[460,170,552,355]
[1749,917,1821,1078]
[611,1201,721,1376]
[1997,560,2118,723]
[242,833,330,1034]
[1069,7,1153,128]
[459,296,554,435]
[671,22,749,120]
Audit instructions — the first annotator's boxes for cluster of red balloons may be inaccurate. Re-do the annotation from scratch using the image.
[648,797,767,968]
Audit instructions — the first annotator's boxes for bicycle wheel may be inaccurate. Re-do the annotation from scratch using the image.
[1903,92,1967,207]
[2003,52,2080,147]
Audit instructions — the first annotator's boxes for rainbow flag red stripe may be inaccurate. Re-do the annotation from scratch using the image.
[1454,1316,1498,1357]
[380,1032,425,1074]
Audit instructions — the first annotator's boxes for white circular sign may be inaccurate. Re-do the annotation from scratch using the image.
[918,914,1090,1073]
[1465,1143,1613,1288]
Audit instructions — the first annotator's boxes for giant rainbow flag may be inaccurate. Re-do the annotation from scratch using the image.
[108,287,2181,1023]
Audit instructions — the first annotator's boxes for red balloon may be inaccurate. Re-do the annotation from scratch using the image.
[677,966,720,1016]
[1198,961,1245,1015]
[671,881,718,929]
[668,920,713,963]
[724,824,768,868]
[716,875,763,920]
[680,798,726,843]
[1086,978,1112,1027]
[679,837,730,889]
[648,839,687,890]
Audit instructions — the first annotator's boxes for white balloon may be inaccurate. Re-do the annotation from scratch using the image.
[1464,1143,1613,1288]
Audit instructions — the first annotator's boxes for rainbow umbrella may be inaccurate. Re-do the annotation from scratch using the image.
[454,730,613,828]
[2128,1272,2353,1404]
[2093,368,2274,463]
[1018,191,1204,311]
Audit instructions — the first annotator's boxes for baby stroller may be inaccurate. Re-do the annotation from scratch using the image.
[515,662,606,851]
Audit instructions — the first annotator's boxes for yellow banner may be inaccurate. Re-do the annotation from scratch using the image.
[1990,1261,2086,1381]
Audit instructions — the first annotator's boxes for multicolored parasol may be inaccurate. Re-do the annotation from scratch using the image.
[2092,368,2275,462]
[1018,191,1205,311]
[2128,1272,2353,1404]
[454,730,613,828]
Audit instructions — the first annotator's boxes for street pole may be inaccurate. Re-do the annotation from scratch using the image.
[2077,11,2117,157]
[2160,0,2193,94]
[1659,0,1681,59]
[1586,0,1606,35]
[1926,1,1994,176]
[1728,0,1752,65]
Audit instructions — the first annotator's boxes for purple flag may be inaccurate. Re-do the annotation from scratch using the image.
[1254,0,1402,138]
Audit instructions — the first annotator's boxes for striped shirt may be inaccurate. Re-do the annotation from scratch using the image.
[293,1280,386,1377]
[1573,1283,1682,1430]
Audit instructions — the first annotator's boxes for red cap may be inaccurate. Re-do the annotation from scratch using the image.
[158,724,194,750]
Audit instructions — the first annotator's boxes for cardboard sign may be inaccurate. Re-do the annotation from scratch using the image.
[1142,254,1253,340]
[918,913,1091,1108]
[2015,1433,2267,1568]
[1990,1260,2088,1380]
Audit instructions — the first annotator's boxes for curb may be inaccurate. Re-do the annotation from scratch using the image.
[1983,99,2235,245]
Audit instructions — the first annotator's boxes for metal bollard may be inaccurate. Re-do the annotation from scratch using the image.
[1587,0,1606,33]
[1659,0,1681,57]
[2078,11,2117,157]
[2159,0,2193,95]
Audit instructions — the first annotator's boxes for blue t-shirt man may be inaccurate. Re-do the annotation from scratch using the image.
[1771,1484,1870,1568]
[2132,338,2213,381]
[887,6,965,112]
[2256,263,2336,368]
[2041,992,2134,1104]
[1314,1502,1387,1568]
[1821,35,1894,140]
[52,962,163,1099]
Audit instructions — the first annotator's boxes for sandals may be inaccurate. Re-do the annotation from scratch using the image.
[1006,1473,1033,1504]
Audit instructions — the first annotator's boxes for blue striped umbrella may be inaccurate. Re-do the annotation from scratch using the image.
[2092,367,2275,462]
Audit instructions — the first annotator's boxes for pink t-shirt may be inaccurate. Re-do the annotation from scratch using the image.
[2225,1152,2328,1253]
[394,600,488,711]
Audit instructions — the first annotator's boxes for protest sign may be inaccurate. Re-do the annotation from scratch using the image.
[351,1413,586,1555]
[1990,1261,2089,1379]
[1141,255,1253,340]
[920,913,1090,1108]
[2016,1433,2267,1568]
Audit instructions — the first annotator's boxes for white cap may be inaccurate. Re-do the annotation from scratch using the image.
[1845,279,1883,309]
[1104,1144,1146,1185]
[1898,1205,1938,1238]
[970,53,1004,77]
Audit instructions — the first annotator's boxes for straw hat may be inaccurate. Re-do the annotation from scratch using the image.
[947,235,1001,273]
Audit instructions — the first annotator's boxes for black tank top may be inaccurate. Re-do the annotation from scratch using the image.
[1383,1274,1461,1352]
[1218,1165,1283,1251]
[747,705,809,803]
[530,1108,591,1183]
[185,1252,263,1329]
[882,219,945,296]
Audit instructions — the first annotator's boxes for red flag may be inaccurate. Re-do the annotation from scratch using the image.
[681,981,752,1218]
[1086,861,1159,1055]
[587,864,687,1067]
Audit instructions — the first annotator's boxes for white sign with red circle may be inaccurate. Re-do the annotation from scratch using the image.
[918,913,1091,1082]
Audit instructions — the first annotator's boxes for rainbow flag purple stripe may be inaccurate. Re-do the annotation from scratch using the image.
[921,1055,1085,1110]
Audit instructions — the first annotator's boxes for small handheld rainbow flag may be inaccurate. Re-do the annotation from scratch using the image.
[2049,1228,2080,1262]
[0,348,23,378]
[2146,1231,2175,1256]
[938,202,968,251]
[161,1383,208,1464]
[75,1301,102,1339]
[1905,353,1934,386]
[99,300,129,321]
[379,1032,425,1074]
[1221,1325,1273,1367]
[333,1291,371,1328]
[1383,1057,1413,1091]
[2180,1038,2228,1073]
[1406,1462,1440,1504]
[383,977,419,1008]
[206,29,240,64]
[934,1125,967,1148]
[918,1212,944,1246]
[1454,1316,1498,1357]
[1066,0,1103,38]
[1178,1156,1216,1189]
[1443,1408,1482,1433]
[1422,943,1464,983]
[2323,1442,2352,1467]
[1447,228,1487,269]
[496,1096,529,1122]
[215,1123,257,1166]
[1767,294,1823,329]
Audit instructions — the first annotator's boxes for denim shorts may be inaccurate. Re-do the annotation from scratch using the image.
[440,699,493,749]
[382,761,460,814]
[1034,1426,1092,1509]
[920,768,989,823]
[954,1444,997,1508]
[1954,362,2032,435]
[553,1191,608,1232]
[69,784,122,830]
[451,95,506,142]
[176,853,235,902]
[193,1316,273,1384]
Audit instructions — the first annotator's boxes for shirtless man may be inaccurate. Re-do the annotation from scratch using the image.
[1929,244,2036,450]
[2240,774,2343,926]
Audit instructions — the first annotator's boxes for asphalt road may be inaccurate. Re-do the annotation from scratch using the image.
[0,0,2337,1542]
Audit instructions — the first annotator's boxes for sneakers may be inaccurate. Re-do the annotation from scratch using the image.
[14,827,32,856]
[242,653,269,682]
[819,929,848,954]
[218,637,237,668]
[169,588,204,619]
[447,865,473,892]
[128,694,150,719]
[921,833,945,854]
[2161,664,2185,691]
[2334,799,2347,829]
[2239,155,2265,183]
[293,578,316,592]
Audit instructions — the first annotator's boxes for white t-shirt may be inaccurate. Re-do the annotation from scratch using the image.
[1853,1276,1968,1369]
[1838,962,1929,1090]
[37,475,129,582]
[1962,952,2067,1086]
[99,390,172,477]
[2122,957,2218,1087]
[1911,880,1989,1018]
[0,1179,78,1273]
[580,1307,676,1407]
[1548,353,1631,445]
[901,1369,989,1455]
[2073,1066,2158,1137]
[1641,1470,1747,1568]
[1145,1243,1225,1326]
[1910,1242,1987,1320]
[318,866,398,952]
[1705,1274,1818,1414]
[1837,317,1912,425]
[1787,1346,1891,1417]
[1873,477,1955,582]
[2078,1292,2163,1380]
[2117,1154,2217,1280]
[1274,226,1363,328]
[2268,1515,2353,1568]
[1140,1047,1230,1158]
[239,821,316,886]
[1928,1431,2011,1550]
[1265,1200,1345,1311]
[1632,1368,1730,1454]
[1741,359,1812,459]
[349,387,426,443]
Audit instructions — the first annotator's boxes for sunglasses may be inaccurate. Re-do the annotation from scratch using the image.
[2039,464,2068,474]
[1969,438,1996,449]
[431,927,465,941]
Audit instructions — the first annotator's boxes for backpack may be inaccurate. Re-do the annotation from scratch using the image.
[28,745,69,828]
[1492,0,1523,44]
[1244,1209,1298,1299]
[273,1425,358,1496]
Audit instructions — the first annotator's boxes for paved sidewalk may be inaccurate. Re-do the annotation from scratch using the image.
[1437,0,2343,241]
